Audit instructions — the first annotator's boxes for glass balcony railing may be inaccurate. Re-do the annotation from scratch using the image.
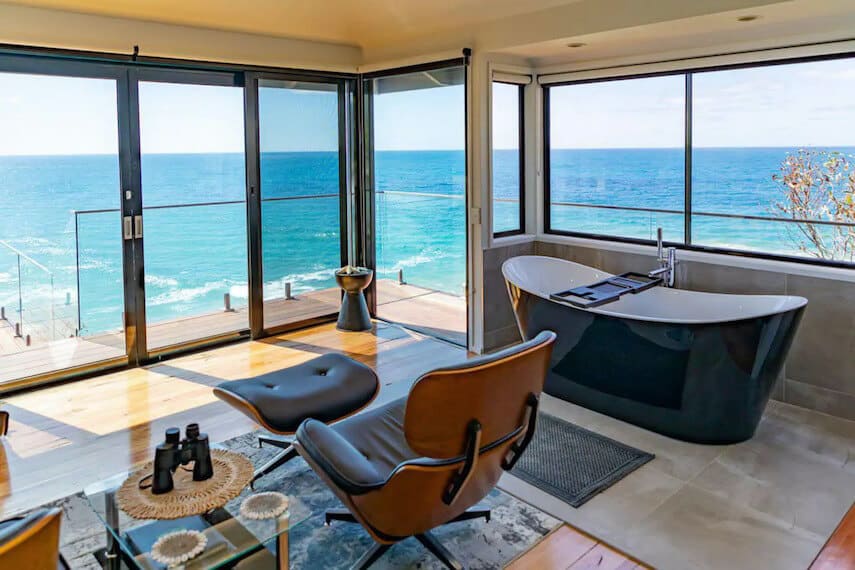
[0,240,65,345]
[375,190,466,296]
[549,201,855,262]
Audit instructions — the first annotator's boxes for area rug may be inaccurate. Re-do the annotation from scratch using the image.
[48,431,560,569]
[510,413,654,507]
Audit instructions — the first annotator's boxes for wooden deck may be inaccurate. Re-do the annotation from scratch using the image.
[0,279,465,386]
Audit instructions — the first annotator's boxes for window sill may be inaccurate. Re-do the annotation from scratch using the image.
[490,233,536,248]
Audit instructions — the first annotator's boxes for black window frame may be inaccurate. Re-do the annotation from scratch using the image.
[542,49,855,270]
[492,80,526,238]
[0,42,357,392]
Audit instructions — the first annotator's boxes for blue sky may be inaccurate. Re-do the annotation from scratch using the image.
[549,57,855,149]
[1,57,854,155]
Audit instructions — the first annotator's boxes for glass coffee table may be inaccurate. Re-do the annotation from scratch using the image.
[84,471,310,569]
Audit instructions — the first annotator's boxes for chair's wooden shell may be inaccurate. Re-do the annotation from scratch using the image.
[0,508,64,570]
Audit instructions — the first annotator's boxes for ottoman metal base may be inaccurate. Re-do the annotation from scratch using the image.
[253,436,299,487]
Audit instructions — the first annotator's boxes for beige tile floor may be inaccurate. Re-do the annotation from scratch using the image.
[499,395,855,570]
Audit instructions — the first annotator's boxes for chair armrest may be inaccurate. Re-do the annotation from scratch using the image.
[296,419,384,495]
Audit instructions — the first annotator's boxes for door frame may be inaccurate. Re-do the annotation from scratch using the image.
[357,55,471,347]
[128,67,250,362]
[243,71,355,339]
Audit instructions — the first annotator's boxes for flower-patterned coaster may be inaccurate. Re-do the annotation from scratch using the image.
[239,492,290,520]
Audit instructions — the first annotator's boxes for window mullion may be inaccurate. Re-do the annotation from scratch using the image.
[684,72,693,246]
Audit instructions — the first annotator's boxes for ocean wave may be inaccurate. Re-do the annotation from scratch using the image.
[229,283,249,299]
[0,272,11,284]
[276,267,338,286]
[145,274,180,288]
[147,280,233,306]
[60,259,115,272]
[378,249,452,273]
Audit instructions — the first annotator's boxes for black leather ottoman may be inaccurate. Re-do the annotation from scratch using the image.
[214,353,379,484]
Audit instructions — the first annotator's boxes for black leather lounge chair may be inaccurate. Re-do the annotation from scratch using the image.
[294,330,557,569]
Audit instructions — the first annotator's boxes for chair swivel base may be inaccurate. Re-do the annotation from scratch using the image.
[324,508,491,570]
[252,435,299,488]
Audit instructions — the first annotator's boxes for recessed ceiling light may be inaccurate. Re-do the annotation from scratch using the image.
[567,42,587,48]
[737,15,760,22]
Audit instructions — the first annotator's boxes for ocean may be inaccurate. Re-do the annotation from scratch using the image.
[0,147,844,337]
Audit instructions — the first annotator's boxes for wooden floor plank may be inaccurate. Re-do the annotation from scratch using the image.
[0,321,465,517]
[810,501,855,570]
[506,525,649,570]
[506,525,597,570]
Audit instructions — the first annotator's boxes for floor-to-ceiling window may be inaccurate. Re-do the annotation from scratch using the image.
[0,66,128,386]
[137,76,248,351]
[366,64,467,345]
[258,79,344,330]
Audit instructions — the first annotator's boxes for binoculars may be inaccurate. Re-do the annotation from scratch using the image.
[151,423,214,494]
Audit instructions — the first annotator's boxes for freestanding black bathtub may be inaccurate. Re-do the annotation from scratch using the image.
[503,255,807,444]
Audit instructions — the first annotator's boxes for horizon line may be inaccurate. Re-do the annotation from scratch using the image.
[1,145,855,158]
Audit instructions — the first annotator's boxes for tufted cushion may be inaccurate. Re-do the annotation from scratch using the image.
[296,397,418,493]
[214,353,379,434]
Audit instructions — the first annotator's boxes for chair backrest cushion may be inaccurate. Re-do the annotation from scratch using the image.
[403,330,556,459]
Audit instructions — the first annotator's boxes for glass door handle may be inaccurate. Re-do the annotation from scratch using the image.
[133,215,143,239]
[123,216,133,240]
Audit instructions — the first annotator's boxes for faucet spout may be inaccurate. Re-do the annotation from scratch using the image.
[649,227,678,287]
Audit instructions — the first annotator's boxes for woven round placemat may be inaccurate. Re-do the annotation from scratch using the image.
[117,449,253,520]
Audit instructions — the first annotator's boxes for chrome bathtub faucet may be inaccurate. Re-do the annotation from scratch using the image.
[648,227,678,287]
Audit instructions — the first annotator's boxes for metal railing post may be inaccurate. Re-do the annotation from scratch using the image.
[74,211,82,333]
[50,273,55,340]
[16,252,22,332]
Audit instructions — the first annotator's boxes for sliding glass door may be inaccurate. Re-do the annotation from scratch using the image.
[136,73,248,352]
[365,64,467,345]
[257,79,345,330]
[0,61,129,387]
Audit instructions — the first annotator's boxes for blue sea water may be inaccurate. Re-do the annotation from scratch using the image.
[0,147,845,337]
[0,150,467,336]
[549,146,855,251]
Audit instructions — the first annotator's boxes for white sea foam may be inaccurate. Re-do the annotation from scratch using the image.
[145,274,180,288]
[384,250,451,272]
[229,283,249,299]
[147,280,232,306]
[276,267,339,286]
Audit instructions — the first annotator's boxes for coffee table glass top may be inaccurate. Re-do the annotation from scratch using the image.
[84,470,311,569]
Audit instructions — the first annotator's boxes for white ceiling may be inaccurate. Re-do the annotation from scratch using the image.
[0,0,852,66]
[503,0,855,67]
[0,0,582,48]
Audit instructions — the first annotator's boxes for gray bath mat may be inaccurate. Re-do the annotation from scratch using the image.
[43,430,559,569]
[511,413,654,507]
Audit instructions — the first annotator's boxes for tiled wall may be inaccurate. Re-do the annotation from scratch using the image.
[482,240,855,421]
